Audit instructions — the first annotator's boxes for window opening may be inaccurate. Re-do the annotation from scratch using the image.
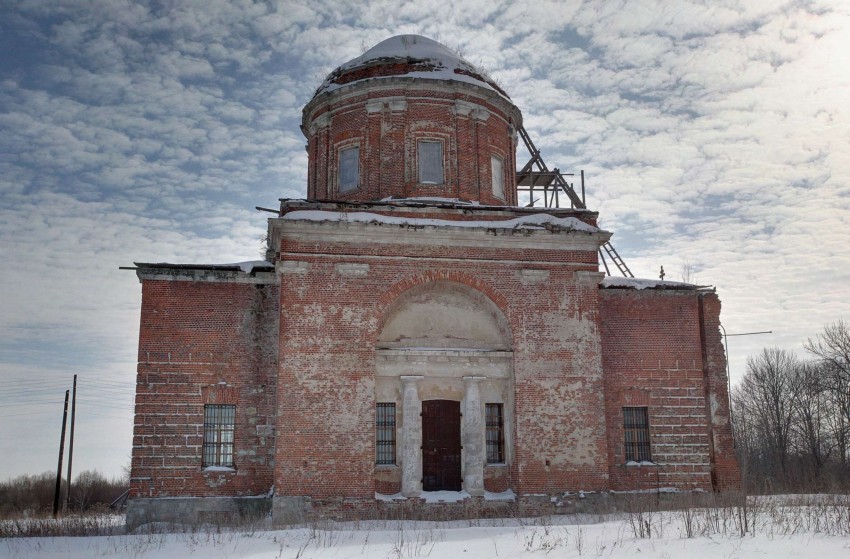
[376,402,396,465]
[203,404,235,467]
[485,403,505,464]
[339,146,359,192]
[623,406,651,462]
[418,140,444,184]
[491,155,505,198]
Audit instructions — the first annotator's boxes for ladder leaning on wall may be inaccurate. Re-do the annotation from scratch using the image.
[515,126,634,278]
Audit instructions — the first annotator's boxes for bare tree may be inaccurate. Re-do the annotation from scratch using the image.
[790,362,831,481]
[732,323,850,492]
[806,320,850,377]
[736,348,802,486]
[679,258,698,284]
[805,320,850,467]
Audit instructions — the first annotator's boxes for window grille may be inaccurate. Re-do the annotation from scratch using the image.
[623,407,651,462]
[339,146,359,192]
[418,141,444,184]
[203,404,235,467]
[485,403,505,464]
[491,155,505,198]
[376,403,396,465]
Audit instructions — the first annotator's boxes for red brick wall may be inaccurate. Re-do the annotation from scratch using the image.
[274,225,608,499]
[129,231,739,506]
[130,278,278,498]
[698,293,741,491]
[305,84,519,205]
[600,288,740,491]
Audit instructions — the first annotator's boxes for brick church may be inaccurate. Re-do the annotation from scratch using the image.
[127,35,739,527]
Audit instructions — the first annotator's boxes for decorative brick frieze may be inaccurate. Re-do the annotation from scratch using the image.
[518,269,550,284]
[335,262,370,277]
[277,261,310,275]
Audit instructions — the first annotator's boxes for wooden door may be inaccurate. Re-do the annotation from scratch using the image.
[421,399,462,491]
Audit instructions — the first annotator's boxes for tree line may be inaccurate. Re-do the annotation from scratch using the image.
[0,470,128,517]
[732,320,850,493]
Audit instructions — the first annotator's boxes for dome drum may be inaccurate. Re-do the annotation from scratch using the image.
[302,36,522,205]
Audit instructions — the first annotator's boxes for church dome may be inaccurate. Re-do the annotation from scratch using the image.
[302,34,522,205]
[314,35,509,99]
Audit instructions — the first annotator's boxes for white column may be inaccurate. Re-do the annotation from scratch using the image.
[400,376,423,497]
[462,376,486,496]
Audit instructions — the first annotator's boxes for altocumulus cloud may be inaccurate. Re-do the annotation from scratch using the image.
[0,0,848,479]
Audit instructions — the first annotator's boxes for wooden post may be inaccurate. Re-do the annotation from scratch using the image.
[53,390,69,518]
[65,374,77,511]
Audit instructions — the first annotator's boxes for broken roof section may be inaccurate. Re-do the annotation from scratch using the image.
[315,34,508,98]
[601,277,712,291]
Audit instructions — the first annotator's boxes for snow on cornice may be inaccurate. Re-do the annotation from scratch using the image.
[281,210,600,233]
[136,261,273,274]
[601,277,707,290]
[379,196,480,205]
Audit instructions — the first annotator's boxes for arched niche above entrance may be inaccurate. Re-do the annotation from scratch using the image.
[377,281,511,351]
[373,280,515,497]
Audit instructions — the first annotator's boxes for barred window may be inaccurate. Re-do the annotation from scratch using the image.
[623,407,651,462]
[339,146,359,192]
[485,403,505,464]
[418,140,444,184]
[203,404,235,468]
[491,155,505,199]
[376,403,396,465]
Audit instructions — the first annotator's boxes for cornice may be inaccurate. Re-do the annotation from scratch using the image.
[271,217,611,253]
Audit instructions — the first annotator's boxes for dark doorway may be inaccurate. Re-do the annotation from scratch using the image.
[421,399,462,491]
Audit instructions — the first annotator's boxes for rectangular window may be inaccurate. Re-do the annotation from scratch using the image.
[623,407,651,462]
[338,146,359,192]
[418,140,444,184]
[203,404,235,467]
[491,155,505,198]
[485,403,505,464]
[376,402,396,465]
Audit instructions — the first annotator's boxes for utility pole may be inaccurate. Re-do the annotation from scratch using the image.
[53,389,70,518]
[65,374,77,512]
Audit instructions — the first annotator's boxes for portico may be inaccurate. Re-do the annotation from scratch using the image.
[374,280,514,497]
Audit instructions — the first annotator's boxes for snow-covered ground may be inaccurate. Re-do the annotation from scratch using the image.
[2,498,849,558]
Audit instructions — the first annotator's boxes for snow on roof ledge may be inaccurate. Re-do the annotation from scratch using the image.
[282,209,600,233]
[601,277,708,290]
[136,261,273,274]
[379,196,481,205]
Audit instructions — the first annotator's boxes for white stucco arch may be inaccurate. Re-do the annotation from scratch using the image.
[374,280,514,497]
[377,280,511,351]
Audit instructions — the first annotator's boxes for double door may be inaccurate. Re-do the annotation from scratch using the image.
[421,399,462,491]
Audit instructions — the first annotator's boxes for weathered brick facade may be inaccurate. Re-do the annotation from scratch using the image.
[127,35,738,527]
[600,289,739,492]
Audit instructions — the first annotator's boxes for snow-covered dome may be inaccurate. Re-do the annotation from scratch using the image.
[314,35,509,99]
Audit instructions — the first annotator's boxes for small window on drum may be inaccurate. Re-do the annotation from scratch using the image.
[338,146,359,192]
[418,140,444,185]
[491,155,505,199]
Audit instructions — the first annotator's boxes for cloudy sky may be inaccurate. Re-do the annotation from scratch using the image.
[1,0,848,481]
